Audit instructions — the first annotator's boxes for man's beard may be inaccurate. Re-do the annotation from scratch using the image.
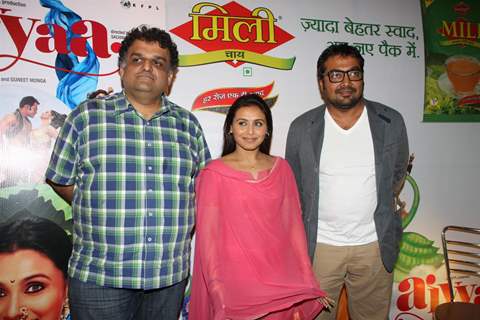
[335,96,361,110]
[324,86,363,110]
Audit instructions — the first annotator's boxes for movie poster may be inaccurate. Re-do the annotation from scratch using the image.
[0,1,165,318]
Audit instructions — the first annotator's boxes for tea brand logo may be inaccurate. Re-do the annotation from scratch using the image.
[170,1,295,70]
[191,82,278,113]
[437,2,479,48]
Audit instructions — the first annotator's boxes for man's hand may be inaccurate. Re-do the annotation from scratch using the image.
[46,179,74,205]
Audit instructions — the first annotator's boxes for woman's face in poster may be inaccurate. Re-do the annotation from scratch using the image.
[39,111,53,123]
[0,249,67,320]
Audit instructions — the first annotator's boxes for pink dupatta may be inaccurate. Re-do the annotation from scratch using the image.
[189,157,326,319]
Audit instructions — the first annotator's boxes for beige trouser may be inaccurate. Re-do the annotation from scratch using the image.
[313,241,393,320]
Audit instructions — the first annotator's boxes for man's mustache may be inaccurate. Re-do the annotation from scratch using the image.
[336,87,356,94]
[137,71,154,79]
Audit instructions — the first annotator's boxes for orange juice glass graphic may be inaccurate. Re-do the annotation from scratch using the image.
[445,55,480,95]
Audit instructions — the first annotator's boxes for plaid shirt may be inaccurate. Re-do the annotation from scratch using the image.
[46,92,211,289]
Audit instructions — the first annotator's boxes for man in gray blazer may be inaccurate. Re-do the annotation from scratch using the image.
[286,44,409,320]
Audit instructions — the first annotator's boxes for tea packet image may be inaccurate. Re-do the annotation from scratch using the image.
[422,0,480,122]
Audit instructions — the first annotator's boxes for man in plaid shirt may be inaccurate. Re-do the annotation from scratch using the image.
[46,26,211,319]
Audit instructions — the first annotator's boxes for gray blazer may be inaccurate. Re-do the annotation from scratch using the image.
[285,100,409,273]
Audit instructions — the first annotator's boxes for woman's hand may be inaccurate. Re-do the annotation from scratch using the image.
[318,296,336,310]
[293,311,302,320]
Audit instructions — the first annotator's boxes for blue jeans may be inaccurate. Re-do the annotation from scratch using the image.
[68,277,187,320]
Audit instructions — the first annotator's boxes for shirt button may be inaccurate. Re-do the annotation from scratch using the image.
[147,166,152,171]
[147,143,152,147]
[148,189,153,192]
[146,121,150,126]
[147,237,152,242]
[148,212,153,217]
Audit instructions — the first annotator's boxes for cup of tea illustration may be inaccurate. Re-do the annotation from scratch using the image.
[445,55,480,95]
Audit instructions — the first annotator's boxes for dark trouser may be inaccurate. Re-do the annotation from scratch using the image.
[68,277,187,320]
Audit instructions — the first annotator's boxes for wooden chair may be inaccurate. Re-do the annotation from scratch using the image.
[434,226,480,319]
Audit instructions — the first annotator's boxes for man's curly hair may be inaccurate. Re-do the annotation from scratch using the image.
[118,25,179,71]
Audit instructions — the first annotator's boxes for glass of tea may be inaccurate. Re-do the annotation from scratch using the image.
[445,55,480,95]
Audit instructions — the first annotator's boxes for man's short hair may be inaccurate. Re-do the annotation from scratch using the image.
[317,44,364,80]
[19,96,39,109]
[118,25,179,72]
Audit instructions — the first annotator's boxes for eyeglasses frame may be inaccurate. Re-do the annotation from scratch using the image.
[323,68,364,83]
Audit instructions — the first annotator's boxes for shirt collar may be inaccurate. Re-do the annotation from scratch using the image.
[113,91,173,118]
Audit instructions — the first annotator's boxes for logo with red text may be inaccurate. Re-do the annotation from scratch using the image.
[394,274,480,319]
[437,3,479,48]
[0,7,119,76]
[170,1,295,70]
[192,82,277,113]
[391,172,480,319]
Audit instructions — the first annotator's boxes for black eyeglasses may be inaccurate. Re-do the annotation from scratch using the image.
[324,69,363,83]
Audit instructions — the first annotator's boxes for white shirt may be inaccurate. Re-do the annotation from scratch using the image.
[317,107,378,245]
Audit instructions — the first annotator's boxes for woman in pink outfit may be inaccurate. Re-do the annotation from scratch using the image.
[189,94,332,320]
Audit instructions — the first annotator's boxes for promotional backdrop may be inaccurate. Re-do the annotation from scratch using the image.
[0,1,479,319]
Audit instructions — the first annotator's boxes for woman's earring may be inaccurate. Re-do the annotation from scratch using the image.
[60,298,70,320]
